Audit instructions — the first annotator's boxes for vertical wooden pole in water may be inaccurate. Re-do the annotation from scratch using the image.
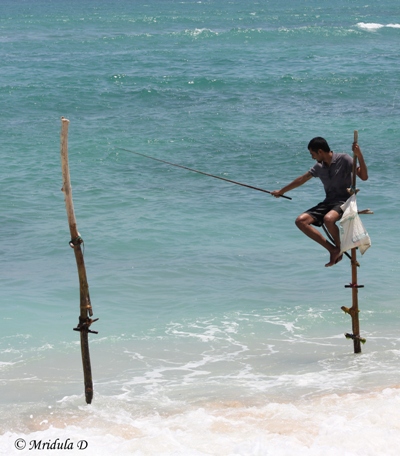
[60,117,97,403]
[346,130,362,354]
[349,250,361,354]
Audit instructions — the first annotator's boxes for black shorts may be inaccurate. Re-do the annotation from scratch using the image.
[305,201,344,227]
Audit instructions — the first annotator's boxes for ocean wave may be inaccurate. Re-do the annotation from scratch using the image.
[181,27,219,38]
[1,388,400,455]
[356,22,400,31]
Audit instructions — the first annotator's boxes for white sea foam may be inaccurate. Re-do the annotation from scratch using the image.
[1,388,400,455]
[356,22,400,31]
[357,22,385,30]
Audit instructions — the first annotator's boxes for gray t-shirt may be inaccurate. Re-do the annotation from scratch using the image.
[309,152,353,203]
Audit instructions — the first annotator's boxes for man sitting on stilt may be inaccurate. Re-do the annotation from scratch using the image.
[271,137,368,267]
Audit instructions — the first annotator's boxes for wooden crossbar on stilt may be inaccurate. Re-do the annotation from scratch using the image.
[60,117,98,404]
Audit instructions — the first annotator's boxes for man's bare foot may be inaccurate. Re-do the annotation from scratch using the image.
[335,254,343,265]
[325,248,341,267]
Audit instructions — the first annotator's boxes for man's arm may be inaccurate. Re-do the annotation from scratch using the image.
[353,143,368,181]
[271,172,313,198]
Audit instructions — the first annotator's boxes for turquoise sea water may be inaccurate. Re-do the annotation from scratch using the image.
[1,1,400,454]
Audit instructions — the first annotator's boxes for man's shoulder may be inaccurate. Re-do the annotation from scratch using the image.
[333,152,352,162]
[309,161,321,174]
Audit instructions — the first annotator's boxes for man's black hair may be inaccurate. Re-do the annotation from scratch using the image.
[308,137,330,153]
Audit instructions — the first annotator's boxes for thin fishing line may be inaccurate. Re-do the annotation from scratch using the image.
[116,147,292,200]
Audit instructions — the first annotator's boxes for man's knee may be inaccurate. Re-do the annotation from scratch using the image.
[323,211,340,225]
[296,213,312,229]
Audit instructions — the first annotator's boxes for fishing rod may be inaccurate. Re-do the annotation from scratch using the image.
[117,147,292,200]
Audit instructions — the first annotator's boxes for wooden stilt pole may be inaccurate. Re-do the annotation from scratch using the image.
[342,130,363,354]
[60,117,98,404]
[347,248,362,353]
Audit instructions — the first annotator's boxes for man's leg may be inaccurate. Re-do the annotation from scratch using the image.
[295,212,341,267]
[322,210,343,266]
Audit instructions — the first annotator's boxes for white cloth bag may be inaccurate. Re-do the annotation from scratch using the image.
[339,194,371,255]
